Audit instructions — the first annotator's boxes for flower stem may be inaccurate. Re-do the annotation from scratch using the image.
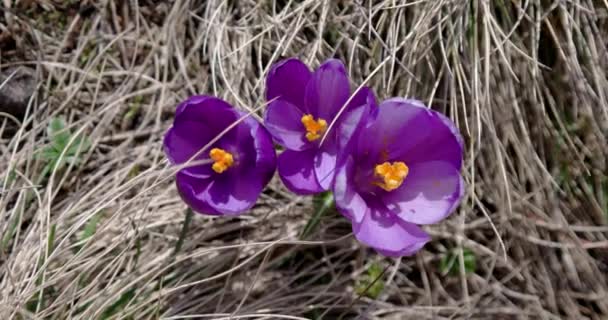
[173,207,193,257]
[300,192,334,239]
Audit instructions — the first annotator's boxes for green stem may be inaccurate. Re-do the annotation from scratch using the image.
[172,208,193,257]
[300,192,334,239]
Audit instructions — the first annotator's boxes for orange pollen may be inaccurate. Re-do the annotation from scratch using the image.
[209,148,234,173]
[301,114,327,141]
[374,161,409,192]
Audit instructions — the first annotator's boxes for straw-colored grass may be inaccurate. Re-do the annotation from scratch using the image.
[1,0,607,319]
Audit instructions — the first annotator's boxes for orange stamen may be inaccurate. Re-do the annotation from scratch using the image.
[209,148,234,173]
[301,114,327,141]
[374,161,409,191]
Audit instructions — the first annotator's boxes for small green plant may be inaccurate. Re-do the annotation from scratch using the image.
[439,248,476,276]
[124,96,143,122]
[39,118,91,177]
[355,261,385,299]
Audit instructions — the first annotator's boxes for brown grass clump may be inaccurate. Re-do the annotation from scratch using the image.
[1,1,607,319]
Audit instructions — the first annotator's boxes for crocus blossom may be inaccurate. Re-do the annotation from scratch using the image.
[333,98,464,257]
[264,58,375,194]
[164,96,276,215]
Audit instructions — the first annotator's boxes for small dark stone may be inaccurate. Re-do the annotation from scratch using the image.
[79,4,96,18]
[0,31,17,51]
[0,67,37,119]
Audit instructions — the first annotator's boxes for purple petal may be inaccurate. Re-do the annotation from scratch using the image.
[416,109,464,168]
[383,161,464,225]
[335,98,376,155]
[364,98,463,169]
[345,86,377,111]
[231,114,277,183]
[175,95,209,117]
[175,173,222,215]
[248,120,278,181]
[169,97,277,216]
[304,59,350,120]
[177,170,267,216]
[164,96,240,178]
[174,96,239,135]
[266,58,312,108]
[354,98,430,162]
[401,99,426,108]
[333,156,367,223]
[217,115,276,215]
[396,100,463,169]
[353,210,431,257]
[314,134,338,190]
[163,124,214,166]
[314,149,336,190]
[264,99,311,151]
[277,149,323,195]
[204,173,265,215]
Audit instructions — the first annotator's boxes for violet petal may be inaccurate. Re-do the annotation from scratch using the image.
[314,136,337,190]
[304,59,350,120]
[165,96,276,216]
[277,149,323,195]
[373,98,463,169]
[383,161,464,225]
[175,172,222,215]
[333,155,367,224]
[353,210,431,257]
[266,58,312,109]
[164,96,240,179]
[203,173,265,215]
[264,99,311,151]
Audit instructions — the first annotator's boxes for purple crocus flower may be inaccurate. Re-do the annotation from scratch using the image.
[333,98,464,257]
[164,96,277,215]
[264,58,375,194]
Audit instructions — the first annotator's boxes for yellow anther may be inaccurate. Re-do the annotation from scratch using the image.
[209,148,234,173]
[374,161,409,192]
[301,114,327,141]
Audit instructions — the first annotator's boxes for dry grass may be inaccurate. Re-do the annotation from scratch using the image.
[1,0,607,319]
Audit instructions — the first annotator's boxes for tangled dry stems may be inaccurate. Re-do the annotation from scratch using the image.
[0,0,607,319]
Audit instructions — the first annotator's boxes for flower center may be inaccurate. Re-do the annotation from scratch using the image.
[301,114,327,142]
[374,161,409,191]
[209,148,234,173]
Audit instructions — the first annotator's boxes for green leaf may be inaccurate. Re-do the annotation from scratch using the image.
[66,135,91,156]
[355,261,385,299]
[304,309,322,320]
[127,164,140,180]
[47,224,56,254]
[42,118,92,177]
[40,163,53,179]
[368,262,383,278]
[38,147,59,161]
[47,117,66,137]
[81,212,102,243]
[48,118,70,151]
[26,286,57,313]
[1,212,20,251]
[172,208,194,257]
[300,192,334,239]
[65,156,79,166]
[124,96,143,121]
[100,288,136,319]
[440,248,476,276]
